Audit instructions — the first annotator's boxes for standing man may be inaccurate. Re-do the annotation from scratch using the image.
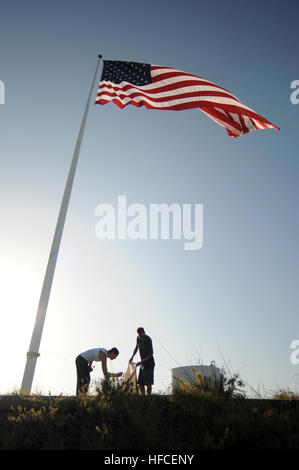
[129,327,155,395]
[75,347,122,395]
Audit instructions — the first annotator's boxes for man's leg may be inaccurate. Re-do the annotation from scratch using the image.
[76,356,90,396]
[144,367,154,395]
[137,368,145,395]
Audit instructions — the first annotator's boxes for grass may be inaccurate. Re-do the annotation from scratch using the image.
[1,371,299,450]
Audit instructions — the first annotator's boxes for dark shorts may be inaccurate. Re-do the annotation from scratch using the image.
[137,366,155,386]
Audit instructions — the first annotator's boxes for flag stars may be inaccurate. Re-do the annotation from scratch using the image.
[102,60,152,86]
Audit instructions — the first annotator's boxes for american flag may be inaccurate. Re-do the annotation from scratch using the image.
[95,60,279,137]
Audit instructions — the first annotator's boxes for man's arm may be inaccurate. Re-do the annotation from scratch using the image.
[129,344,138,363]
[140,353,153,364]
[136,353,153,367]
[100,352,122,378]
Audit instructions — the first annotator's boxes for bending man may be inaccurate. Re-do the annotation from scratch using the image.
[76,347,122,395]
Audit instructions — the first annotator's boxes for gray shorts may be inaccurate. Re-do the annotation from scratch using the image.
[137,366,154,386]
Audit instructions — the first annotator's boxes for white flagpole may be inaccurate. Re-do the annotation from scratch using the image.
[21,54,102,394]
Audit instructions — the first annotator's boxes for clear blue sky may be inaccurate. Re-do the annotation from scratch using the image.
[0,0,298,396]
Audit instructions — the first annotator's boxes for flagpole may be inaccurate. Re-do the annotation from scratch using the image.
[21,54,102,394]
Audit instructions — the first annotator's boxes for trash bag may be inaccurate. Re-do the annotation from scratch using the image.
[122,361,137,393]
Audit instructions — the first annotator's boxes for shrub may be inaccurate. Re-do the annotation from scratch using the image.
[1,375,299,450]
[173,368,246,399]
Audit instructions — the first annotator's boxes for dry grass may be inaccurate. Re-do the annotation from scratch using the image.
[1,374,299,450]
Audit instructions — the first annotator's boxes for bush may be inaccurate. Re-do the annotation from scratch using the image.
[173,368,246,399]
[1,376,299,450]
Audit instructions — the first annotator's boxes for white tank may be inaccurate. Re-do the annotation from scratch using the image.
[169,362,221,393]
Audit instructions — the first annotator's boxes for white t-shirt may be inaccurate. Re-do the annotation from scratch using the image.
[80,348,108,363]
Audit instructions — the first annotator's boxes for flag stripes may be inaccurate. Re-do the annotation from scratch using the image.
[96,61,279,137]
